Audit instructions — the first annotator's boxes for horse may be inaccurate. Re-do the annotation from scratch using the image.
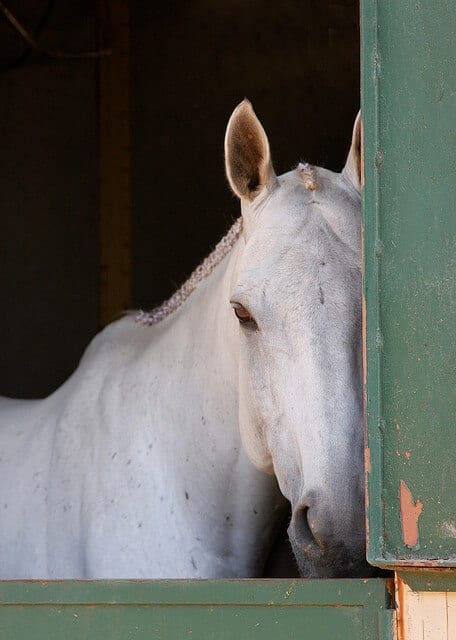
[0,100,370,579]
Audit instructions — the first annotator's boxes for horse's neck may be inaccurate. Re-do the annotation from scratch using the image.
[157,234,241,386]
[46,237,246,498]
[113,236,244,443]
[22,236,286,577]
[162,235,242,387]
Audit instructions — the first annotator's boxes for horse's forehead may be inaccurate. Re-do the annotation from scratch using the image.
[247,170,356,260]
[276,165,341,201]
[235,168,360,299]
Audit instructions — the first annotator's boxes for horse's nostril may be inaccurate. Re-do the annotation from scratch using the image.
[290,505,322,551]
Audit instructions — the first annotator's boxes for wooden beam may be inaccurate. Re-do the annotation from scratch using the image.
[98,0,131,327]
[396,574,456,640]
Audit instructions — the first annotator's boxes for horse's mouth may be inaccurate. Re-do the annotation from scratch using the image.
[288,533,375,579]
[290,530,377,578]
[286,506,374,578]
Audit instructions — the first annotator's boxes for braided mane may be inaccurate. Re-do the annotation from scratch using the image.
[135,218,242,326]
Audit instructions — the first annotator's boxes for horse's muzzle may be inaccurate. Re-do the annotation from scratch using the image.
[287,505,375,578]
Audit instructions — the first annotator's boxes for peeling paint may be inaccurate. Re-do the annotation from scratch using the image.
[441,520,456,538]
[361,292,367,386]
[399,480,423,548]
[283,581,296,600]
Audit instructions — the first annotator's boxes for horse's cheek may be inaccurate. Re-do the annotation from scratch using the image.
[237,374,274,474]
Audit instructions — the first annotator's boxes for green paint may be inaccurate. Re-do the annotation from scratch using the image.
[362,0,456,566]
[398,569,456,592]
[0,579,392,639]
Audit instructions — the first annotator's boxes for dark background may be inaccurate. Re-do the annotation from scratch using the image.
[1,0,359,398]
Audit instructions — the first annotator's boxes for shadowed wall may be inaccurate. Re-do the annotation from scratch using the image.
[1,0,359,398]
[131,0,359,308]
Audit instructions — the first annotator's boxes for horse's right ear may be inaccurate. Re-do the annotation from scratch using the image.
[343,111,363,191]
[225,100,277,201]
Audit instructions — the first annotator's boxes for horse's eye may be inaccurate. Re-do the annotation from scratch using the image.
[231,303,257,327]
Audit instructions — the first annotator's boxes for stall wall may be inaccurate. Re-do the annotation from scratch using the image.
[0,1,98,398]
[1,0,359,398]
[131,0,360,307]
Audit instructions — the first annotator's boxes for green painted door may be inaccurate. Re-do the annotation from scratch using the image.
[362,0,456,567]
[0,580,393,639]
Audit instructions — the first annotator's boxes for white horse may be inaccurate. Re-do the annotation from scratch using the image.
[0,101,369,579]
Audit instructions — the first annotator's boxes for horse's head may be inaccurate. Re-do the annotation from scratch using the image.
[225,100,370,577]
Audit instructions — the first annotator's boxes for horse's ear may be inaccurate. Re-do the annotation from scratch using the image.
[225,100,277,201]
[343,111,363,191]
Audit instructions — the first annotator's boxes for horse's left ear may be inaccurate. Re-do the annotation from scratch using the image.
[225,99,277,201]
[343,112,363,191]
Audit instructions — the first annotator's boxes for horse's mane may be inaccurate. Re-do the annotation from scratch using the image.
[135,218,242,326]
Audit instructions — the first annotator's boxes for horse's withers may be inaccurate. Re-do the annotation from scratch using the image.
[225,101,372,577]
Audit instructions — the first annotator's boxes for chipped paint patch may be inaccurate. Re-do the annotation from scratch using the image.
[365,445,371,473]
[361,292,367,386]
[283,581,296,600]
[400,480,423,548]
[441,519,456,538]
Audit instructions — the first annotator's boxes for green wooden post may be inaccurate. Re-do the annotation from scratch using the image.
[362,0,456,569]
